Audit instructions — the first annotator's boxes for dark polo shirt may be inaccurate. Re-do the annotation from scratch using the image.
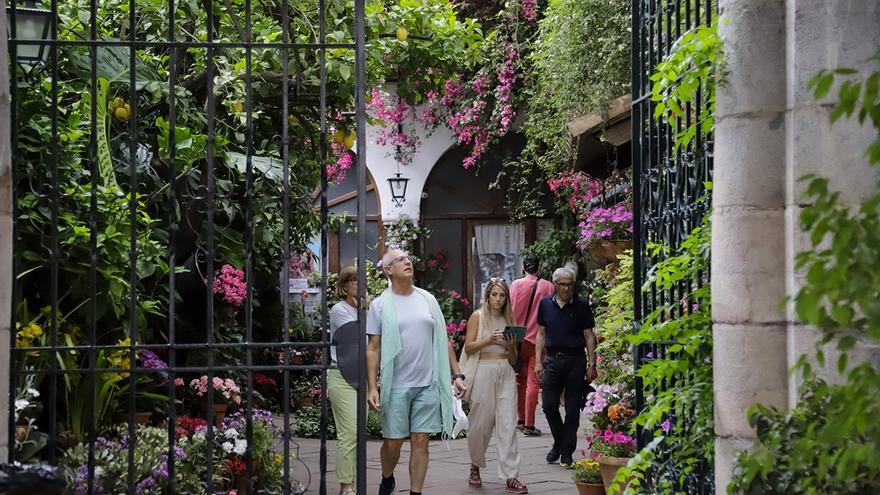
[536,294,595,352]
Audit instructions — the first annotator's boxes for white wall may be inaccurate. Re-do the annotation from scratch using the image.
[364,88,457,223]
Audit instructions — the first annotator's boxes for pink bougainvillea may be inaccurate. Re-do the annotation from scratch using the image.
[213,264,246,307]
[521,0,537,22]
[444,43,521,170]
[547,171,604,216]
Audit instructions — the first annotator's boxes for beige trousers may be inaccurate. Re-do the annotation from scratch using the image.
[467,359,521,480]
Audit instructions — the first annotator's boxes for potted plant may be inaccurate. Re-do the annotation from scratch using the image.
[572,458,605,495]
[587,429,637,495]
[187,375,242,426]
[577,201,634,265]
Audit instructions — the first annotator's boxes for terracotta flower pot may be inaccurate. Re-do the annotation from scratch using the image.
[588,239,632,267]
[597,455,631,495]
[112,411,153,425]
[213,403,228,427]
[575,482,605,495]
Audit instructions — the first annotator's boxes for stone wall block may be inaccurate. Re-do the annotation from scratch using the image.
[714,115,786,209]
[786,106,879,205]
[711,209,786,324]
[717,0,786,118]
[788,0,880,107]
[713,323,788,438]
[714,437,756,492]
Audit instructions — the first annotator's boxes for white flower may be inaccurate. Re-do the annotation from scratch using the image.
[222,441,234,453]
[224,428,238,438]
[14,399,29,412]
[234,439,247,455]
[26,388,40,398]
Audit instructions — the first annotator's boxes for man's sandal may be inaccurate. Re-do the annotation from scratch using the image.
[506,478,528,494]
[468,465,482,487]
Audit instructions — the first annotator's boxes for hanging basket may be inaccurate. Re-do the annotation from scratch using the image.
[588,239,632,267]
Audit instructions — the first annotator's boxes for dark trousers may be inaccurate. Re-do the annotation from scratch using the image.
[541,353,588,457]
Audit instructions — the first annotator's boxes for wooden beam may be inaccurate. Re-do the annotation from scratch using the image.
[567,94,632,138]
[326,183,376,208]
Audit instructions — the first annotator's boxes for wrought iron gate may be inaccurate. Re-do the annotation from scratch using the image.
[631,0,715,492]
[6,0,368,493]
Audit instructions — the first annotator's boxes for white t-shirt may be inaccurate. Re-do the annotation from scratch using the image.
[366,290,435,388]
[328,300,359,366]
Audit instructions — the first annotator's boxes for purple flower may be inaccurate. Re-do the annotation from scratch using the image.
[138,349,167,369]
[661,420,671,433]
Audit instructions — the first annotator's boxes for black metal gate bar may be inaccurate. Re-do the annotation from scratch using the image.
[86,0,100,491]
[46,0,60,468]
[631,0,715,493]
[126,0,139,490]
[165,0,180,490]
[279,0,293,492]
[354,1,368,494]
[318,3,331,495]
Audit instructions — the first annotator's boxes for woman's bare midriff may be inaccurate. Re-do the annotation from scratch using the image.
[479,352,509,360]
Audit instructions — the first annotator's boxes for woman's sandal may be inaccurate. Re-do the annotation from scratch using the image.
[339,488,357,495]
[506,478,528,494]
[468,465,482,487]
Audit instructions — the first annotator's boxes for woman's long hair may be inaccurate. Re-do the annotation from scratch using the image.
[478,278,514,336]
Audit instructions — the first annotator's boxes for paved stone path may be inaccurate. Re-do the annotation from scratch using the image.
[294,404,590,495]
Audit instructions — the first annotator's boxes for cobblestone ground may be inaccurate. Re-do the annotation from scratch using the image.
[293,403,590,495]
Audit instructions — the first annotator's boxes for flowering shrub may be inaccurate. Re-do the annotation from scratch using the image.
[444,41,521,169]
[189,376,242,406]
[584,383,634,431]
[576,201,634,250]
[586,428,637,458]
[417,247,452,290]
[571,458,602,484]
[547,171,603,216]
[366,89,434,166]
[213,264,247,307]
[439,289,471,352]
[383,215,430,253]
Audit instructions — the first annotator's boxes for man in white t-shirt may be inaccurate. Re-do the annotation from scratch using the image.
[366,248,467,495]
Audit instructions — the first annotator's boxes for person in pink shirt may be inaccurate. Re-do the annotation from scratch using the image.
[509,255,554,436]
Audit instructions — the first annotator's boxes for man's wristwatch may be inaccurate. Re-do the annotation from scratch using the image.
[452,373,465,381]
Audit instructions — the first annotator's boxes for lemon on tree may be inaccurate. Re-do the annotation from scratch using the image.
[332,129,346,145]
[343,130,356,150]
[396,26,408,42]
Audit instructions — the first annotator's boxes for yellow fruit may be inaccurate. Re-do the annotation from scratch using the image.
[343,130,356,150]
[288,115,300,126]
[232,102,244,113]
[110,97,125,110]
[115,106,130,121]
[396,26,408,42]
[332,129,346,144]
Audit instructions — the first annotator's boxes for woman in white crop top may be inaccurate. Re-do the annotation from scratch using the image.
[462,278,527,493]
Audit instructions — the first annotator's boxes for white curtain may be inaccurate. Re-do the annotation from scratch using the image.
[473,224,524,304]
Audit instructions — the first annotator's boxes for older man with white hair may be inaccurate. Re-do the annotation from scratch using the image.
[534,266,597,468]
[366,248,467,495]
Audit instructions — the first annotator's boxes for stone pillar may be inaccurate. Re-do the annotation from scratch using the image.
[0,0,13,459]
[784,0,880,402]
[712,0,789,489]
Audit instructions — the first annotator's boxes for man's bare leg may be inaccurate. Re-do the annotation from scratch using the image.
[380,438,405,479]
[409,433,430,492]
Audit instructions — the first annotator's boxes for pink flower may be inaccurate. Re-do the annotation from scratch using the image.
[174,377,184,386]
